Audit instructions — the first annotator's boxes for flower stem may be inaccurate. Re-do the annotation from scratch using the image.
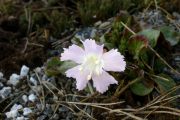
[87,82,94,94]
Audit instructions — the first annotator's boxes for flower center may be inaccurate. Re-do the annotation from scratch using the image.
[79,54,104,80]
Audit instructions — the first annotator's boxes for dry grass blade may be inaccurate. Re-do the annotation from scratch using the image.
[73,104,96,120]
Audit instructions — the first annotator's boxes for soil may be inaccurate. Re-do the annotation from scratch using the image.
[0,17,48,78]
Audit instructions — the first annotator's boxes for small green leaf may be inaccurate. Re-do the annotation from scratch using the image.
[128,35,148,59]
[58,61,77,75]
[153,74,176,93]
[159,26,180,46]
[45,57,62,76]
[138,29,160,47]
[45,57,77,76]
[130,78,154,96]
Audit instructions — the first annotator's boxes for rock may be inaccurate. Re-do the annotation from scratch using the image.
[20,65,29,77]
[28,93,37,102]
[23,107,32,116]
[30,77,38,86]
[11,104,23,111]
[22,95,28,103]
[0,72,3,79]
[16,116,25,120]
[0,87,11,98]
[0,82,4,89]
[5,110,18,119]
[5,103,23,119]
[8,73,20,86]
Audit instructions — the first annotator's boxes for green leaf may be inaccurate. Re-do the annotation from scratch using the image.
[159,26,180,46]
[45,57,62,76]
[45,57,77,76]
[130,78,154,96]
[58,61,77,75]
[138,29,160,47]
[128,35,148,59]
[153,74,176,93]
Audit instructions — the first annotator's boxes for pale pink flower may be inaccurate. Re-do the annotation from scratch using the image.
[60,39,126,93]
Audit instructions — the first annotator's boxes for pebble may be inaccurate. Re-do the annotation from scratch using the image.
[16,116,25,120]
[5,110,18,118]
[8,73,20,86]
[22,95,28,103]
[0,87,11,98]
[11,104,23,111]
[28,93,37,102]
[0,82,4,89]
[20,65,29,77]
[23,107,32,116]
[30,77,38,86]
[0,72,3,79]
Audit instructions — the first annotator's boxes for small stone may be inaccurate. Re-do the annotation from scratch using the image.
[30,77,38,86]
[0,72,3,79]
[23,107,32,116]
[11,104,23,111]
[0,87,11,98]
[20,65,29,77]
[22,95,28,103]
[0,82,4,89]
[28,93,37,102]
[16,116,25,120]
[5,110,18,118]
[8,73,20,86]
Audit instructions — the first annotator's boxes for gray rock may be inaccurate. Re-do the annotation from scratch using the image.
[23,107,32,116]
[16,116,25,120]
[8,73,20,86]
[11,104,23,111]
[30,77,38,86]
[0,82,4,89]
[22,95,28,103]
[5,110,18,119]
[20,65,29,77]
[0,72,3,79]
[0,87,11,98]
[28,93,37,102]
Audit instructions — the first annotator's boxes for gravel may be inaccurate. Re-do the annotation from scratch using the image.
[23,107,32,116]
[28,93,37,102]
[8,73,20,86]
[20,65,29,77]
[0,86,11,99]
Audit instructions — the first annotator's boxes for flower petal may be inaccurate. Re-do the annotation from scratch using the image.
[60,44,85,64]
[65,65,89,90]
[82,39,103,55]
[92,71,118,93]
[102,49,126,72]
